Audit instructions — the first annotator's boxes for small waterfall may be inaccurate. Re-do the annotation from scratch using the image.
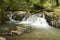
[7,13,51,29]
[21,14,51,29]
[7,13,20,23]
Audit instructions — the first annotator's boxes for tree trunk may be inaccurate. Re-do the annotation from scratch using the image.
[0,0,4,6]
[55,0,59,6]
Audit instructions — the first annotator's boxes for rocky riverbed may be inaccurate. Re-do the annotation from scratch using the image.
[0,23,60,40]
[0,23,32,36]
[1,27,60,40]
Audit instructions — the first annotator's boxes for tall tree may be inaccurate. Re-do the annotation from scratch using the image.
[0,0,13,23]
[55,0,59,6]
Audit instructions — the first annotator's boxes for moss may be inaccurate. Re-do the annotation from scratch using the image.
[45,12,60,28]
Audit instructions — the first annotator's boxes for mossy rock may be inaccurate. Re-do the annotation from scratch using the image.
[0,37,6,40]
[45,12,60,28]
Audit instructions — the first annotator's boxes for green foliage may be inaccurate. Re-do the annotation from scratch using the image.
[0,0,10,11]
[0,0,60,23]
[0,0,60,11]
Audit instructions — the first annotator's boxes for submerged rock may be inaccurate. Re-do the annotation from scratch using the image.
[2,25,32,36]
[13,26,32,35]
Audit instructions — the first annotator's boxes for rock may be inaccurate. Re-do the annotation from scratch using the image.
[45,12,60,28]
[9,26,32,35]
[0,37,6,40]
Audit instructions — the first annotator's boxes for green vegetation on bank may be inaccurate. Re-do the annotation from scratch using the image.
[0,0,60,23]
[0,0,60,11]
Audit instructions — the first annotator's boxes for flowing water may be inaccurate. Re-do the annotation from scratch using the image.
[7,13,51,29]
[4,13,60,40]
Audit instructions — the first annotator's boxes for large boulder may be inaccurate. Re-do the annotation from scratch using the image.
[45,12,60,28]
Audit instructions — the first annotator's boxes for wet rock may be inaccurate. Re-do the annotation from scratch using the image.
[45,12,60,28]
[12,26,32,35]
[2,25,32,36]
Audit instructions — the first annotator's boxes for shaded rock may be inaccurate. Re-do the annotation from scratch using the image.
[45,12,60,28]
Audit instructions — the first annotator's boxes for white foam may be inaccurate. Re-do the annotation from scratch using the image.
[8,13,51,29]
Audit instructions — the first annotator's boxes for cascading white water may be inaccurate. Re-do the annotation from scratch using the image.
[21,14,51,29]
[7,13,51,29]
